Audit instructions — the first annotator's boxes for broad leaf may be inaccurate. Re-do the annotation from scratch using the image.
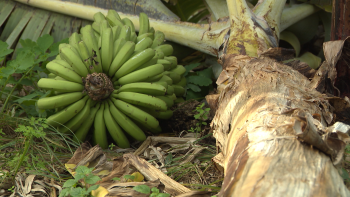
[133,185,151,194]
[187,83,201,92]
[187,75,212,86]
[37,34,54,53]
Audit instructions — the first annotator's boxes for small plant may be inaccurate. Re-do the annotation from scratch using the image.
[133,185,170,197]
[188,103,210,133]
[59,165,101,197]
[184,63,214,100]
[108,143,116,150]
[0,34,68,117]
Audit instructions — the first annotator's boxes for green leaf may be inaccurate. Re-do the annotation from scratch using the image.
[286,13,320,45]
[85,174,101,185]
[124,175,135,181]
[112,177,121,181]
[197,67,213,79]
[0,41,13,57]
[296,52,322,69]
[186,89,205,100]
[75,166,93,176]
[151,187,159,193]
[49,37,69,57]
[165,153,173,165]
[69,187,88,197]
[14,92,41,104]
[187,84,201,92]
[62,179,78,188]
[37,34,54,53]
[86,184,100,193]
[187,76,212,86]
[133,185,151,194]
[19,78,33,86]
[58,188,71,197]
[279,31,300,57]
[184,63,200,76]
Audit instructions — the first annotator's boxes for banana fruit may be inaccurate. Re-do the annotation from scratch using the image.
[37,11,188,149]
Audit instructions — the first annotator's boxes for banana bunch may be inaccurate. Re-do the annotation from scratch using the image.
[36,11,187,149]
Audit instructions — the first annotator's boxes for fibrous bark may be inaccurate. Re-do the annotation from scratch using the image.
[208,53,350,196]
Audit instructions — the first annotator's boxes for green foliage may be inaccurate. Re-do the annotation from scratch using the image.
[124,174,135,181]
[0,35,68,117]
[133,185,170,197]
[108,143,116,150]
[188,103,210,133]
[59,166,101,197]
[184,63,213,100]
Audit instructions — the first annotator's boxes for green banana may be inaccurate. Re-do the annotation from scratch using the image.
[113,92,167,111]
[93,12,106,23]
[174,97,185,104]
[74,103,100,143]
[130,32,137,43]
[113,38,126,58]
[58,99,91,134]
[109,41,135,77]
[60,45,89,77]
[139,12,149,36]
[157,59,172,71]
[119,25,131,41]
[164,71,181,84]
[114,48,155,78]
[52,59,74,70]
[118,63,164,85]
[93,102,108,149]
[92,22,101,34]
[46,95,89,127]
[155,95,174,108]
[117,82,166,96]
[151,31,165,48]
[37,78,84,92]
[112,25,121,42]
[148,27,155,40]
[122,18,135,32]
[137,33,154,43]
[139,107,173,120]
[77,41,93,73]
[135,37,153,52]
[166,85,174,95]
[164,56,178,69]
[69,32,81,51]
[106,10,123,27]
[37,92,84,110]
[101,27,114,73]
[112,98,159,129]
[104,102,130,148]
[59,43,80,56]
[153,81,168,88]
[80,25,102,73]
[46,61,83,84]
[154,44,173,56]
[158,74,173,85]
[173,85,186,96]
[170,65,186,76]
[48,73,56,78]
[144,72,164,82]
[108,99,146,141]
[174,77,187,87]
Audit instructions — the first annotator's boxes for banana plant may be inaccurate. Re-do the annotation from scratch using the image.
[1,0,320,58]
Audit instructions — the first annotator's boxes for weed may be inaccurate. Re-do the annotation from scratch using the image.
[133,184,170,197]
[59,165,101,197]
[188,103,210,133]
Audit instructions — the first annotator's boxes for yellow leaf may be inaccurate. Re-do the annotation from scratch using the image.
[128,172,144,182]
[91,186,109,197]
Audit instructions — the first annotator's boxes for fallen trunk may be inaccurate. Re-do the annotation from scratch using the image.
[207,52,350,196]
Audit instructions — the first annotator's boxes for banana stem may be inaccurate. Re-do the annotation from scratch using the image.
[13,0,319,56]
[204,0,230,21]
